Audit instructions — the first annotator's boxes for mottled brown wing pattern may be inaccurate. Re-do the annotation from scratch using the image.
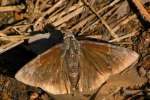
[15,44,71,94]
[78,40,139,93]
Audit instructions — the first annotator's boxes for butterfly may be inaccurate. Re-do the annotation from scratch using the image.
[15,30,139,95]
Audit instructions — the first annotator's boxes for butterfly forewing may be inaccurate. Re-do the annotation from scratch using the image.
[78,40,139,93]
[15,44,71,94]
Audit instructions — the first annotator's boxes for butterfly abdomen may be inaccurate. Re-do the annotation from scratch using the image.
[64,48,80,91]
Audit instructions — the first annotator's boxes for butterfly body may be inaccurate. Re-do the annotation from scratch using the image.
[15,32,139,95]
[62,33,80,91]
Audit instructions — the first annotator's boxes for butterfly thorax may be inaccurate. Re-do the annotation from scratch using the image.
[63,33,80,91]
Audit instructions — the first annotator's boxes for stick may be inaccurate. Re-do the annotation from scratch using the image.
[109,30,138,42]
[81,0,119,39]
[70,0,121,31]
[34,0,66,29]
[112,14,137,32]
[0,4,25,12]
[0,35,31,41]
[48,2,83,23]
[0,32,7,37]
[52,6,84,27]
[132,0,150,23]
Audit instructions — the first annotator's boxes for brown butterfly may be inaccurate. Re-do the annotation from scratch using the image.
[15,31,139,95]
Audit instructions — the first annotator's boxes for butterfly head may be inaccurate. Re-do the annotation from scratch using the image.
[63,30,75,40]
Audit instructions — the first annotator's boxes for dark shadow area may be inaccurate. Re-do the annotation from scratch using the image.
[0,45,37,77]
[26,24,64,54]
[89,82,106,100]
[0,24,64,78]
[127,0,150,31]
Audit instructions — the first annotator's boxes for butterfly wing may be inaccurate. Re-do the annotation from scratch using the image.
[78,40,139,93]
[15,40,139,94]
[15,44,71,94]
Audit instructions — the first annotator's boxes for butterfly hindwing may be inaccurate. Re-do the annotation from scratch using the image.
[15,44,71,94]
[78,40,139,93]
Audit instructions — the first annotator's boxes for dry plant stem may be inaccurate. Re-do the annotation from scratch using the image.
[34,0,40,11]
[0,32,7,36]
[110,15,128,28]
[85,35,102,40]
[12,27,22,35]
[112,14,137,32]
[114,42,133,44]
[0,20,30,34]
[70,13,95,31]
[97,0,121,14]
[57,2,83,19]
[123,89,150,96]
[82,0,119,39]
[103,4,119,20]
[80,19,99,34]
[0,35,31,41]
[52,6,84,27]
[35,0,41,10]
[47,6,65,23]
[0,4,25,12]
[70,0,121,31]
[132,0,150,23]
[80,3,120,34]
[102,87,121,100]
[48,2,83,23]
[40,0,51,11]
[12,25,32,35]
[12,24,31,34]
[101,19,119,38]
[32,0,42,16]
[109,30,138,42]
[0,26,12,35]
[34,0,66,29]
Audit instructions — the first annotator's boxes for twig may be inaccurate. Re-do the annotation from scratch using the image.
[33,0,40,12]
[0,4,25,12]
[40,0,51,11]
[132,0,150,23]
[52,6,84,27]
[109,30,138,42]
[123,88,150,96]
[70,0,121,31]
[112,14,137,32]
[0,20,31,35]
[48,2,83,23]
[0,32,7,37]
[10,24,32,35]
[0,35,31,41]
[81,4,120,34]
[47,6,65,23]
[34,0,66,29]
[70,12,95,31]
[102,87,121,100]
[81,0,119,39]
[80,19,99,34]
[103,4,119,20]
[84,35,102,40]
